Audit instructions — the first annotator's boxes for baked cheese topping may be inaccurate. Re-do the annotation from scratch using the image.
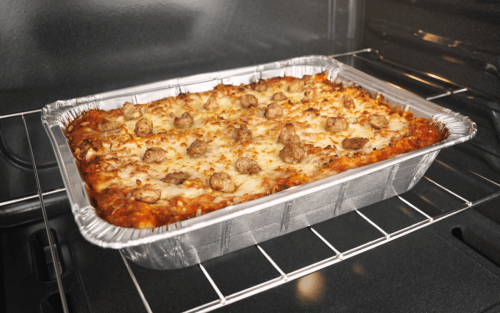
[66,73,443,228]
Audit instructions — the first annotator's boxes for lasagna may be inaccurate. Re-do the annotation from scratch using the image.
[66,73,443,228]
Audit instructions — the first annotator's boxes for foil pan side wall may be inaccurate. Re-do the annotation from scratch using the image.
[41,55,475,258]
[121,150,440,270]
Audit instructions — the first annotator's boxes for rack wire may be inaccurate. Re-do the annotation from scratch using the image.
[0,114,70,312]
[1,48,499,313]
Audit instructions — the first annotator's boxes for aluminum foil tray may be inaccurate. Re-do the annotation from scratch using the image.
[42,55,476,269]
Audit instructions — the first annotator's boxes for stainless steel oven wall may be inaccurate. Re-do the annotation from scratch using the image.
[362,0,500,99]
[0,0,365,115]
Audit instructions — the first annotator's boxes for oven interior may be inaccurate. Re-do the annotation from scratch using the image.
[1,1,500,312]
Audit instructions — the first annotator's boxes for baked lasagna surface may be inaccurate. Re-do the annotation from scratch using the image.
[66,73,443,228]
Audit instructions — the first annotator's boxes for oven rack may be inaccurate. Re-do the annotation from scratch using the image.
[1,48,499,313]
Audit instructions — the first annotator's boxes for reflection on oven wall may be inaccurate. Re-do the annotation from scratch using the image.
[0,0,364,115]
[363,0,500,99]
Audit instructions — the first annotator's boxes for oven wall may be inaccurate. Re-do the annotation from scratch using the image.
[362,0,500,98]
[0,0,365,115]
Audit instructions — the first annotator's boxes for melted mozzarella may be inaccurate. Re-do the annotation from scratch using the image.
[88,75,410,204]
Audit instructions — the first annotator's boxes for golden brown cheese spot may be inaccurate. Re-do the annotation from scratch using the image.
[203,94,219,110]
[342,137,369,150]
[240,94,258,109]
[390,131,405,145]
[265,103,283,119]
[122,102,143,120]
[279,143,305,164]
[143,147,167,163]
[209,172,237,192]
[369,115,389,129]
[174,112,194,129]
[342,95,355,109]
[98,119,120,132]
[235,157,261,175]
[326,117,347,132]
[302,75,313,83]
[183,178,206,189]
[271,92,287,101]
[187,139,207,157]
[151,107,164,115]
[135,118,153,137]
[235,124,252,142]
[301,88,316,103]
[278,123,301,145]
[162,171,190,185]
[132,185,161,204]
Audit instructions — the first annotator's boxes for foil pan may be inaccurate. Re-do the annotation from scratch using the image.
[42,55,476,269]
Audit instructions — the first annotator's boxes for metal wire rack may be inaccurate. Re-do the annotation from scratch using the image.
[1,48,499,313]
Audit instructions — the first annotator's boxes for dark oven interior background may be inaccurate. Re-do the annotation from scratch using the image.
[1,1,500,312]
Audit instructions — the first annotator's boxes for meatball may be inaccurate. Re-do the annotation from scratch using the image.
[288,79,305,93]
[187,139,207,157]
[368,115,389,129]
[203,94,219,110]
[122,102,142,120]
[255,82,267,92]
[278,123,301,145]
[265,103,283,119]
[342,137,369,150]
[271,92,288,101]
[132,186,161,204]
[174,112,194,129]
[209,172,237,193]
[143,147,167,163]
[342,95,355,109]
[325,117,347,132]
[235,157,261,175]
[279,143,305,164]
[162,171,190,185]
[235,124,252,142]
[240,94,258,109]
[98,118,120,132]
[135,118,153,137]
